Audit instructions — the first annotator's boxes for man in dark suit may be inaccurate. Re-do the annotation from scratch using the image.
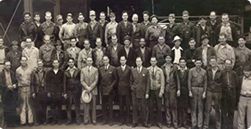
[105,35,124,67]
[31,60,47,126]
[140,11,152,39]
[130,57,150,128]
[99,12,108,47]
[63,58,81,125]
[118,36,136,67]
[45,59,64,125]
[0,61,18,127]
[87,10,103,48]
[206,11,221,47]
[116,56,131,126]
[99,56,117,126]
[116,11,133,45]
[135,38,151,67]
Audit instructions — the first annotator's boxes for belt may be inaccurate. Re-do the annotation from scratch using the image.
[19,85,30,88]
[0,63,4,65]
[241,94,251,98]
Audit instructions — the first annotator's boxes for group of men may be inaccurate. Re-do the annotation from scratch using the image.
[0,8,250,129]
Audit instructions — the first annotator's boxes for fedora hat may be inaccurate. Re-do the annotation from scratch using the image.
[173,35,182,42]
[81,90,92,103]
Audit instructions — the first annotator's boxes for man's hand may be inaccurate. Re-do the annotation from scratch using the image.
[159,93,163,98]
[202,92,206,99]
[12,84,16,89]
[7,85,13,90]
[63,94,67,99]
[177,90,181,97]
[86,87,91,93]
[32,93,36,99]
[47,93,51,98]
[145,94,149,99]
[189,91,193,98]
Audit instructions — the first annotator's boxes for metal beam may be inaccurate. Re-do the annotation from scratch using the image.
[24,0,33,18]
[53,0,60,22]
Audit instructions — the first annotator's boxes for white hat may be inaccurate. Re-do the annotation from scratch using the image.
[173,35,182,42]
[81,90,92,103]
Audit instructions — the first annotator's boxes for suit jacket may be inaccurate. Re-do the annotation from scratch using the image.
[0,69,17,99]
[92,47,106,67]
[116,21,133,44]
[147,66,165,94]
[45,69,64,93]
[206,67,222,93]
[135,47,151,67]
[31,68,46,94]
[100,20,109,46]
[161,64,179,91]
[99,65,117,95]
[63,68,81,93]
[214,23,238,47]
[118,47,136,67]
[177,67,189,91]
[206,20,221,46]
[193,45,216,67]
[81,66,99,95]
[19,21,38,42]
[130,67,150,98]
[193,25,212,47]
[87,21,103,42]
[51,49,68,70]
[116,65,131,95]
[132,23,141,40]
[105,44,124,67]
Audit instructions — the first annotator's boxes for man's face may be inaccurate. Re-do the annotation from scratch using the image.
[53,60,59,68]
[174,40,181,48]
[219,35,227,43]
[132,15,138,23]
[43,36,51,44]
[90,14,96,21]
[150,58,157,67]
[120,57,127,66]
[5,62,11,70]
[111,37,118,45]
[158,37,165,44]
[103,57,109,66]
[122,13,128,21]
[179,59,186,68]
[20,57,27,67]
[243,70,251,77]
[202,38,209,46]
[165,56,172,64]
[189,40,196,48]
[12,45,18,51]
[68,59,75,68]
[143,14,149,21]
[57,18,63,25]
[139,39,146,47]
[225,60,232,70]
[136,58,142,67]
[78,15,84,22]
[210,12,217,20]
[200,19,206,25]
[86,58,93,66]
[0,39,3,47]
[124,40,130,47]
[209,59,217,67]
[84,41,90,49]
[151,17,158,25]
[34,14,40,22]
[45,14,52,21]
[56,45,62,50]
[110,16,115,22]
[195,60,202,68]
[24,14,31,22]
[96,39,102,47]
[26,39,32,47]
[182,14,189,21]
[71,39,77,46]
[238,38,246,47]
[66,17,73,23]
[168,17,175,23]
[100,13,106,21]
[37,61,44,69]
[222,15,229,24]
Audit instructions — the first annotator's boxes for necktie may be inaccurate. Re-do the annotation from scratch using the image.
[227,71,230,86]
[137,68,140,73]
[152,67,156,80]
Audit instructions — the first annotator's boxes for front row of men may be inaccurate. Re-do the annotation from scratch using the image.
[1,54,251,129]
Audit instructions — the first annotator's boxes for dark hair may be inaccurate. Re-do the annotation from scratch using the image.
[189,38,196,42]
[222,13,228,17]
[195,58,202,62]
[23,12,31,17]
[163,53,173,59]
[150,56,157,61]
[122,10,128,15]
[243,65,251,71]
[237,35,246,41]
[210,56,217,61]
[100,11,105,15]
[224,59,232,64]
[179,57,186,62]
[68,57,75,62]
[34,12,40,16]
[135,57,142,61]
[219,33,227,38]
[142,11,149,15]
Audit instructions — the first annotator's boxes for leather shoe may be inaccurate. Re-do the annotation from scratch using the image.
[119,123,124,126]
[43,120,48,125]
[76,120,81,125]
[126,123,131,126]
[51,121,56,125]
[142,123,149,128]
[28,123,34,127]
[101,121,107,125]
[132,123,138,128]
[93,122,97,126]
[109,122,113,126]
[166,124,172,128]
[20,123,26,127]
[57,121,62,125]
[157,123,163,129]
[66,121,71,125]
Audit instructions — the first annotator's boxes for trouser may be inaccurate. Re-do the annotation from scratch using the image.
[102,94,114,123]
[149,90,162,125]
[19,87,33,124]
[237,96,251,129]
[131,90,147,124]
[3,90,18,125]
[164,89,178,127]
[83,95,96,124]
[50,92,62,122]
[222,108,234,129]
[33,87,47,124]
[66,90,81,122]
[203,91,221,129]
[0,102,3,127]
[191,87,204,128]
[119,95,130,124]
[178,108,187,126]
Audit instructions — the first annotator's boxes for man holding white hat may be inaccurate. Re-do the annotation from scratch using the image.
[80,57,98,125]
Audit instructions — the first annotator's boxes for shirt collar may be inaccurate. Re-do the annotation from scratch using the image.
[222,22,230,27]
[172,46,183,51]
[243,76,251,80]
[178,66,188,70]
[66,66,77,71]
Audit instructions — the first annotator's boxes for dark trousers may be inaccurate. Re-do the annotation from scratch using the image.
[3,90,18,125]
[66,90,81,122]
[119,95,130,124]
[178,108,187,126]
[149,90,162,125]
[132,91,147,124]
[222,108,234,129]
[102,94,114,123]
[50,92,62,121]
[164,89,178,127]
[204,91,221,129]
[33,87,47,124]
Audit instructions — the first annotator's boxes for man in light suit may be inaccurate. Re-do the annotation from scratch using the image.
[130,57,150,128]
[99,56,117,126]
[81,57,98,125]
[116,56,131,126]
